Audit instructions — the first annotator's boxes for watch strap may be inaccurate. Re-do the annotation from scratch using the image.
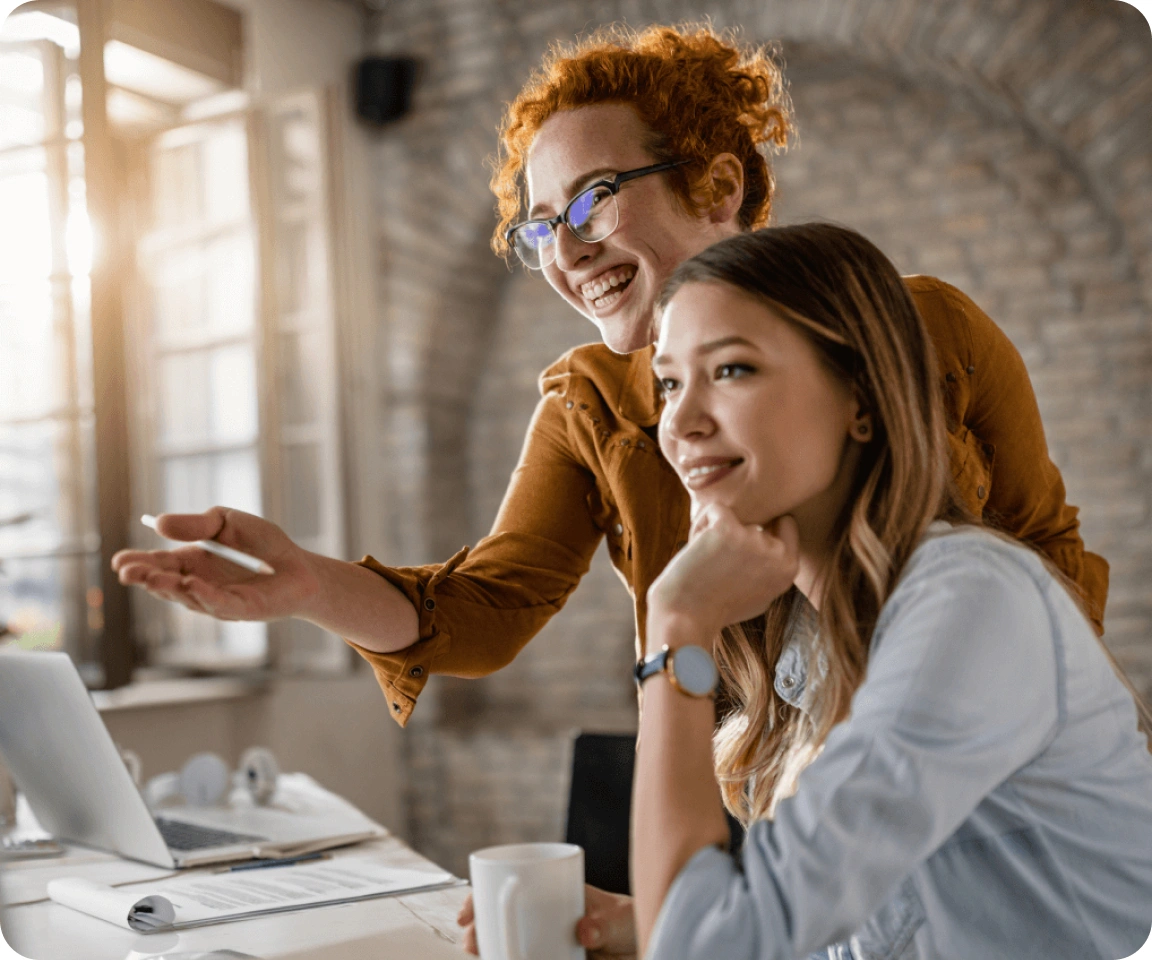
[633,647,671,687]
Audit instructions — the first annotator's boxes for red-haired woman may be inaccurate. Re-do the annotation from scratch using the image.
[112,24,1115,955]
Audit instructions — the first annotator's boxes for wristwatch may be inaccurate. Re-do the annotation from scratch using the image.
[633,644,718,698]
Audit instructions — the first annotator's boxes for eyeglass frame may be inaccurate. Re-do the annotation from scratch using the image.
[505,159,690,268]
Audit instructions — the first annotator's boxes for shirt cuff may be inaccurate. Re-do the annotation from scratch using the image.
[344,545,470,727]
[645,844,749,960]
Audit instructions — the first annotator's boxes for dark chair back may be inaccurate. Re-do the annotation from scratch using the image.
[565,731,744,896]
[565,732,635,894]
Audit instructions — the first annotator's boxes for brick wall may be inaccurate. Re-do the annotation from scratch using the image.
[364,0,1152,874]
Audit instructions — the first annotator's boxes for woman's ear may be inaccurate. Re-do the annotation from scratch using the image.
[850,407,874,443]
[700,153,744,226]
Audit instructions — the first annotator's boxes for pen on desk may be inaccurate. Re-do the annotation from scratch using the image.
[215,852,331,873]
[141,515,275,576]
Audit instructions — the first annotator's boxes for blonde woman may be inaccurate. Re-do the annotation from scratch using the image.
[635,223,1152,960]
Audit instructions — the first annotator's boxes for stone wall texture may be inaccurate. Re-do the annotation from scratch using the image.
[361,0,1152,874]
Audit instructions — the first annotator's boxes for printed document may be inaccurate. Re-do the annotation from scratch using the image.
[46,855,458,932]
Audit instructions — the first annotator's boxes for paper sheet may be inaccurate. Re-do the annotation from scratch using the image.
[47,855,458,932]
[3,852,177,906]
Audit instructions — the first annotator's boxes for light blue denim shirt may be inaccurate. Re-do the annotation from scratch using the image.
[646,525,1152,960]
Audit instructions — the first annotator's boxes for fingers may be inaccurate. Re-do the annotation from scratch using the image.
[112,549,183,577]
[577,887,636,954]
[577,916,604,949]
[689,500,731,538]
[456,896,479,956]
[456,895,474,927]
[115,563,248,620]
[153,507,228,544]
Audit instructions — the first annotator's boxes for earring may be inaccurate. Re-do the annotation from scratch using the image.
[855,422,872,440]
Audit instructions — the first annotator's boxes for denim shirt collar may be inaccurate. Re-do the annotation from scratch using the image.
[774,596,825,712]
[776,522,955,710]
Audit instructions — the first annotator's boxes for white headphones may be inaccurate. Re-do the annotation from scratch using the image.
[143,747,280,809]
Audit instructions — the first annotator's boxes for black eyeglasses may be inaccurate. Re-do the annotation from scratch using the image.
[506,160,688,270]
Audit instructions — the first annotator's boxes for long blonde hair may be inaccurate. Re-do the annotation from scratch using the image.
[658,224,970,822]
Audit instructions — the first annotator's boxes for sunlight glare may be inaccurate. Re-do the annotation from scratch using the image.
[66,205,94,277]
[0,172,51,281]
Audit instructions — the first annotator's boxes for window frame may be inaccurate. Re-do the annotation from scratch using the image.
[3,0,353,685]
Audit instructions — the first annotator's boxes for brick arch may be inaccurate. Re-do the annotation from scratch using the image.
[731,0,1152,298]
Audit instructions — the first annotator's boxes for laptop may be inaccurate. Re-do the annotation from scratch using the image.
[0,650,385,868]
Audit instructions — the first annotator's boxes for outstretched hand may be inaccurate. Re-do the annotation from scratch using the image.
[112,507,319,622]
[647,504,800,645]
[457,884,636,959]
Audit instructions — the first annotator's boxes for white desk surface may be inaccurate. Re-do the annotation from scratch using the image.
[1,835,470,960]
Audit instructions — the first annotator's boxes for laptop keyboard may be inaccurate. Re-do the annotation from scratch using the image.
[155,817,266,851]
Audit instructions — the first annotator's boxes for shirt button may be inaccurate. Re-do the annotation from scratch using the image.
[966,365,976,375]
[977,485,986,499]
[781,676,797,689]
[945,372,956,383]
[424,597,436,611]
[566,401,574,409]
[392,702,401,712]
[409,665,424,678]
[637,440,646,449]
[613,523,624,536]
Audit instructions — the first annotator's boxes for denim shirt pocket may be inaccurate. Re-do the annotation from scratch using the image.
[847,876,927,960]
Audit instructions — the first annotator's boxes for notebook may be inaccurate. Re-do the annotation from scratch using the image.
[46,854,457,932]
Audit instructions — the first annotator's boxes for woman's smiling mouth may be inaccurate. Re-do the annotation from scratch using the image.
[682,457,745,490]
[581,266,636,309]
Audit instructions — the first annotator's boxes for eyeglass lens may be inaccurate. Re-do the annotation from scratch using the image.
[512,185,620,269]
[568,185,616,239]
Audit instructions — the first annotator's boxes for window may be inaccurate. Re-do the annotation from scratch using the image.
[0,6,101,677]
[0,0,351,683]
[132,115,267,667]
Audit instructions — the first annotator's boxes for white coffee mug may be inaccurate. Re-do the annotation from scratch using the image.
[469,842,585,960]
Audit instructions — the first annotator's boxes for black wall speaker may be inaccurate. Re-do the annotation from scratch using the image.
[354,56,417,127]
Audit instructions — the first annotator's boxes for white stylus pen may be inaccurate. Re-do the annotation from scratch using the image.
[140,515,275,575]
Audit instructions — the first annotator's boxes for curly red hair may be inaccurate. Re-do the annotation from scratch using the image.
[490,22,794,257]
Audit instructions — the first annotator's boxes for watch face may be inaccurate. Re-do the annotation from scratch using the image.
[671,645,717,697]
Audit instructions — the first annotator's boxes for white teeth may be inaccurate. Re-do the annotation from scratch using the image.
[581,267,635,301]
[685,461,741,479]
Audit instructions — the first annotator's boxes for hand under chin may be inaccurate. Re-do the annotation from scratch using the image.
[689,492,778,530]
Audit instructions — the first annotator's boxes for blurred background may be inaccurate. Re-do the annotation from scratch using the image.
[0,0,1149,875]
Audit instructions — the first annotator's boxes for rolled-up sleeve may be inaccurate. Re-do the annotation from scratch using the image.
[348,389,604,726]
[645,538,1061,960]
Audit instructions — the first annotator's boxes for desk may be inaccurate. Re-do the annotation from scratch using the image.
[1,836,470,960]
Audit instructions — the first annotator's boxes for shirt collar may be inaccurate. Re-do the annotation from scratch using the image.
[617,344,662,427]
[775,597,825,712]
